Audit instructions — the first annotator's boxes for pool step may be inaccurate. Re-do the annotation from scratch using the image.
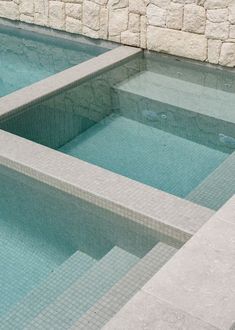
[113,71,235,153]
[186,152,235,210]
[0,250,96,330]
[71,242,178,330]
[115,70,235,124]
[24,247,139,330]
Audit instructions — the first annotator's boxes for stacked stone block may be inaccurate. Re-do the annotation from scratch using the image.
[0,0,235,66]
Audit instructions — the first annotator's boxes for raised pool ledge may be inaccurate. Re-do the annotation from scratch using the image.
[0,129,214,243]
[0,45,141,120]
[103,195,235,330]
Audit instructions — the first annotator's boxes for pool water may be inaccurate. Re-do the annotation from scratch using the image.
[0,164,177,324]
[60,114,227,198]
[0,25,107,97]
[1,54,235,209]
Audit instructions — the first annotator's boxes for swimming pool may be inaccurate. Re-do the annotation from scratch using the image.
[0,24,107,97]
[1,52,234,210]
[0,164,179,329]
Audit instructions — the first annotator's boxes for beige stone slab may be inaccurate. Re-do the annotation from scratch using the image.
[103,291,219,330]
[147,26,207,61]
[143,196,235,330]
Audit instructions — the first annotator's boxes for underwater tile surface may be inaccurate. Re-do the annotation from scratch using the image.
[60,115,228,198]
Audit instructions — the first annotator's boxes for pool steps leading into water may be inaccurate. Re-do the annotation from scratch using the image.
[113,71,235,154]
[115,70,235,124]
[23,247,138,330]
[0,250,96,329]
[0,243,178,329]
[71,242,177,330]
[187,152,235,210]
[0,247,139,330]
[111,71,234,210]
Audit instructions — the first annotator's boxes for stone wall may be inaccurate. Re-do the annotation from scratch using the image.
[0,0,235,66]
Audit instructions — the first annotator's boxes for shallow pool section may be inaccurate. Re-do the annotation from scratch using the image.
[0,165,178,328]
[0,24,107,97]
[1,53,234,209]
[60,114,227,198]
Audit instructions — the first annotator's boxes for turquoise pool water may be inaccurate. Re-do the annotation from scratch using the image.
[60,114,228,198]
[1,54,235,209]
[0,165,170,319]
[0,25,107,97]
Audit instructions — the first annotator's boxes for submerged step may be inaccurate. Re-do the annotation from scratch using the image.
[114,71,235,154]
[24,247,139,330]
[186,152,235,210]
[72,242,178,330]
[0,250,96,330]
[116,70,235,124]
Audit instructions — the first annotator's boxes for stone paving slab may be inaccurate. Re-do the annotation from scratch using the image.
[103,291,219,330]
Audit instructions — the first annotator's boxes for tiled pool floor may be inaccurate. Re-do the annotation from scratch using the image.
[60,114,228,198]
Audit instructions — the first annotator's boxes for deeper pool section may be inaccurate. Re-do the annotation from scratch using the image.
[0,164,178,328]
[1,53,235,210]
[0,24,107,97]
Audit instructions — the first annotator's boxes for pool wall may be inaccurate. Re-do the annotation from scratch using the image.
[0,2,235,67]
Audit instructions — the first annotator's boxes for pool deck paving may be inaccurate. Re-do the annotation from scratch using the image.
[103,195,235,330]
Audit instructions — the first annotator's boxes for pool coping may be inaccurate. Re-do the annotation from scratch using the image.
[103,195,235,330]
